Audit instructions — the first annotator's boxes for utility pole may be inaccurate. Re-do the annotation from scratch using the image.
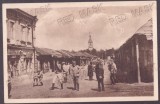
[136,38,141,83]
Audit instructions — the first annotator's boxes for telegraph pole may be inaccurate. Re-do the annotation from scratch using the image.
[136,38,141,83]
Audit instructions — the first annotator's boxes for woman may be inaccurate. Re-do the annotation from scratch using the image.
[50,62,64,90]
[88,62,94,80]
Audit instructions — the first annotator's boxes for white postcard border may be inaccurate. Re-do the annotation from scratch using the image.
[2,1,158,103]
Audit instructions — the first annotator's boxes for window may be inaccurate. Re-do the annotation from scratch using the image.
[21,25,25,41]
[10,22,14,39]
[26,28,30,42]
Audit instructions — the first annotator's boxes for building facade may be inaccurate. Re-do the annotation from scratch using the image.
[115,19,153,83]
[7,9,38,77]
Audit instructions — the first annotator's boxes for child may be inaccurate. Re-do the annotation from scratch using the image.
[33,70,43,87]
[37,70,43,86]
[33,71,38,87]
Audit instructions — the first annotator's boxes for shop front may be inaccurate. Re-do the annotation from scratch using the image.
[7,45,34,77]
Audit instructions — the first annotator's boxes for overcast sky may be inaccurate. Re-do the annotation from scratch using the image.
[26,3,153,51]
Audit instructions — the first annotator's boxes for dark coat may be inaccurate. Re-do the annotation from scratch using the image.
[95,63,104,80]
[88,65,93,77]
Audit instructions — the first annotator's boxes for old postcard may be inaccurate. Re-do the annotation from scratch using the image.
[2,1,158,103]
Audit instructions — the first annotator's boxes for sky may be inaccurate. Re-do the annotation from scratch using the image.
[23,2,153,51]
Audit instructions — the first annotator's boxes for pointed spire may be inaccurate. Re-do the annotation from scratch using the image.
[88,33,93,43]
[88,32,93,51]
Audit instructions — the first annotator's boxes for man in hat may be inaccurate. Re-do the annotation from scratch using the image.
[95,60,105,92]
[70,61,80,91]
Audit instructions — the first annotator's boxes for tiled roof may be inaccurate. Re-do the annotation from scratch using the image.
[35,47,95,58]
[35,47,62,58]
[56,50,72,58]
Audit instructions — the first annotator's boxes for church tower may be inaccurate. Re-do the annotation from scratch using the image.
[88,33,93,51]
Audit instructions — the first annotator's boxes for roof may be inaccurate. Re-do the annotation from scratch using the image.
[35,47,96,59]
[61,50,76,57]
[117,19,153,51]
[35,47,62,58]
[7,9,38,21]
[135,19,152,40]
[56,50,73,58]
[82,52,94,58]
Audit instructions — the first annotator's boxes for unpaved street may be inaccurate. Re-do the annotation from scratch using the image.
[10,64,153,98]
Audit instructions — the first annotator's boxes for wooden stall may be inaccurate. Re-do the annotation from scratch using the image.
[115,34,153,83]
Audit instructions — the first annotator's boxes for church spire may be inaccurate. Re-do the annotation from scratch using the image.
[88,33,93,51]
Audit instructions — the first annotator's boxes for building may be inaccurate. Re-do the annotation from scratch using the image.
[35,47,96,72]
[35,47,63,73]
[115,19,153,83]
[7,9,38,76]
[88,33,93,51]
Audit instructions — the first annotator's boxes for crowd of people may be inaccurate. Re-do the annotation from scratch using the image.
[8,57,118,98]
[46,58,117,92]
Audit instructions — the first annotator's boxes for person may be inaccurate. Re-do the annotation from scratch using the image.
[88,62,94,80]
[108,60,117,85]
[70,61,80,91]
[80,62,85,80]
[50,62,64,90]
[8,72,12,98]
[9,63,13,78]
[84,64,88,78]
[33,71,38,86]
[62,62,69,83]
[16,60,21,76]
[37,70,43,86]
[95,60,105,92]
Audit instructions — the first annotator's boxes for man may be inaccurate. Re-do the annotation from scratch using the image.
[50,62,64,90]
[88,62,94,80]
[108,60,117,85]
[95,60,105,92]
[70,61,80,91]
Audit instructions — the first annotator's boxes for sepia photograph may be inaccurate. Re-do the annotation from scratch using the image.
[2,1,158,103]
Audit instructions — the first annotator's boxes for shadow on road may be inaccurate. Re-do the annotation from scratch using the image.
[85,79,97,81]
[67,87,74,90]
[91,88,99,92]
[49,87,59,90]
